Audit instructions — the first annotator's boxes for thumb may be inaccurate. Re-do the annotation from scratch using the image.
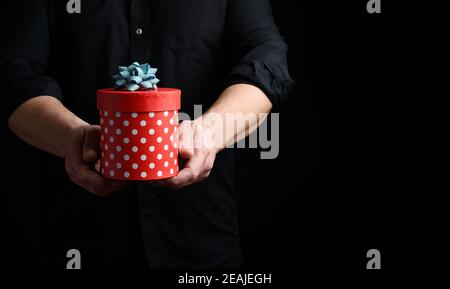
[82,125,101,162]
[177,121,194,160]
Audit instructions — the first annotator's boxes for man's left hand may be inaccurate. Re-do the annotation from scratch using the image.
[149,117,219,189]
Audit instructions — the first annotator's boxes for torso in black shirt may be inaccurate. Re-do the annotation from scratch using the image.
[0,0,293,269]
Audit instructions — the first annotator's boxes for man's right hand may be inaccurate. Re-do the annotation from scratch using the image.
[8,96,125,197]
[65,125,126,197]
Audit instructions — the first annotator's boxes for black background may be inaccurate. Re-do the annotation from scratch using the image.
[240,0,407,276]
[0,0,414,280]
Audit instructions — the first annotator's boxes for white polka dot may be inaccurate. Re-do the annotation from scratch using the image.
[174,142,178,149]
[149,112,155,118]
[105,144,109,150]
[116,129,122,135]
[170,152,174,158]
[123,120,129,127]
[109,136,114,143]
[132,146,138,152]
[157,137,162,143]
[170,135,174,142]
[132,163,139,170]
[157,154,163,160]
[140,120,147,127]
[174,159,177,165]
[123,154,130,161]
[104,127,108,134]
[104,111,108,117]
[100,118,104,124]
[101,152,105,158]
[116,145,122,152]
[141,154,147,161]
[124,171,130,178]
[110,170,115,177]
[141,172,147,178]
[149,129,155,135]
[140,137,147,144]
[105,161,109,167]
[170,118,174,125]
[109,119,114,126]
[101,135,104,141]
[164,127,169,134]
[157,171,163,177]
[123,137,130,144]
[116,162,122,169]
[157,119,162,126]
[101,168,104,174]
[174,126,177,132]
[164,144,169,151]
[170,169,174,175]
[149,146,155,152]
[164,161,169,167]
[131,112,138,118]
[149,163,155,169]
[132,129,138,135]
[164,111,169,117]
[109,153,115,160]
[115,112,121,118]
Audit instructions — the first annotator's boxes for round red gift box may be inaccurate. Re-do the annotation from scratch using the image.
[97,88,181,180]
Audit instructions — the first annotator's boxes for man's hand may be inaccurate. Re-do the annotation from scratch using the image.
[151,119,218,189]
[9,96,126,197]
[150,84,272,189]
[65,125,126,196]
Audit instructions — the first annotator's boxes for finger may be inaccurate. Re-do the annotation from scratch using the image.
[154,151,206,189]
[66,152,126,196]
[68,161,126,196]
[94,159,101,173]
[101,180,127,195]
[82,125,101,162]
[151,168,197,189]
[66,127,125,196]
[190,149,215,183]
[178,121,194,159]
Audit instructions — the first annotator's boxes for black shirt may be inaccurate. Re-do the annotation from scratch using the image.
[0,0,293,269]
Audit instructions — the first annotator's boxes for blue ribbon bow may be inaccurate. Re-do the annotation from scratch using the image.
[112,62,160,91]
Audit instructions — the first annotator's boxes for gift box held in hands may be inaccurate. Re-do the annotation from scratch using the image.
[97,62,181,180]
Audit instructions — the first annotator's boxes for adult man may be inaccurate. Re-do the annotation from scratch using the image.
[0,0,293,269]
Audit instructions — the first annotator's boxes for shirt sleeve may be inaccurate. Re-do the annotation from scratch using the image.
[0,0,62,120]
[223,0,295,106]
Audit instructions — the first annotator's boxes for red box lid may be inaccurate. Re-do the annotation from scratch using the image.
[97,88,181,112]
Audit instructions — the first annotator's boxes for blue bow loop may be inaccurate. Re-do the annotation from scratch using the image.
[113,62,159,91]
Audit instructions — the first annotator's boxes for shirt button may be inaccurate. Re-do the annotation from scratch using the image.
[136,28,143,35]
